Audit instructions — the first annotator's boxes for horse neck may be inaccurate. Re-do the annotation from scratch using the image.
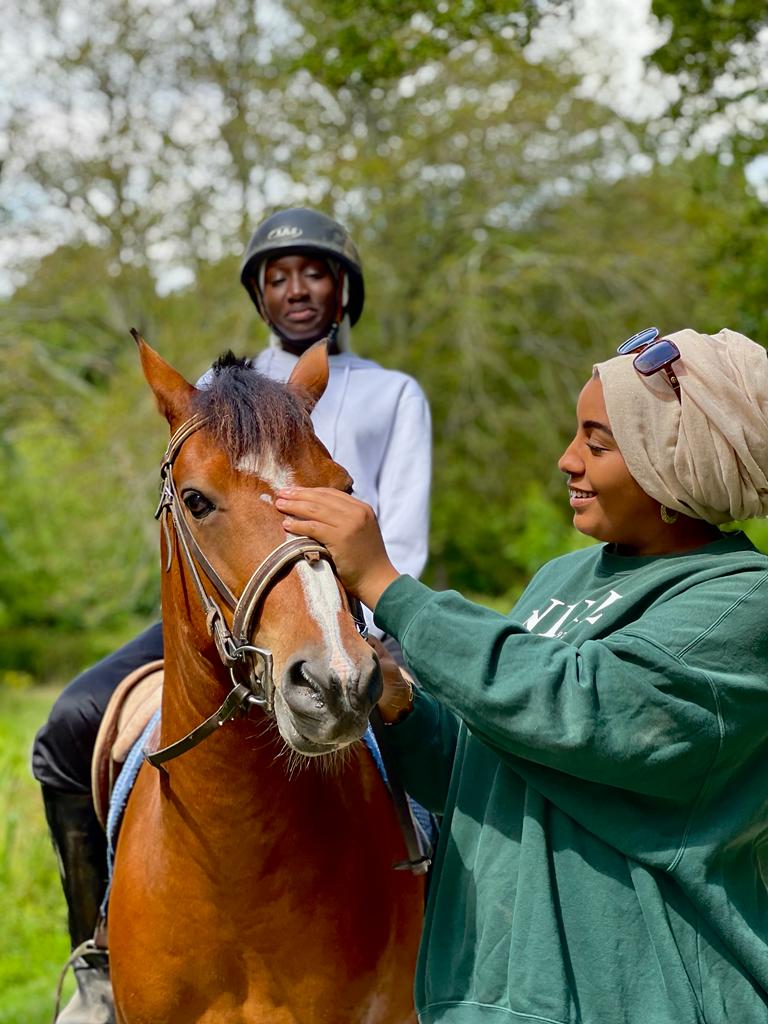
[159,615,228,731]
[156,639,381,885]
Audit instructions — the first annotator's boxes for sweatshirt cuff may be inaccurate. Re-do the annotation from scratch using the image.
[373,574,435,644]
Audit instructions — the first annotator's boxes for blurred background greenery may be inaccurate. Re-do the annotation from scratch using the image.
[1,0,768,1017]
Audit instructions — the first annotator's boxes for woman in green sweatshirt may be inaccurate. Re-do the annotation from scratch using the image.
[277,326,768,1024]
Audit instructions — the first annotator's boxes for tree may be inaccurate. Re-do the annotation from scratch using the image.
[649,0,768,159]
[0,240,263,675]
[1,0,291,284]
[3,1,767,680]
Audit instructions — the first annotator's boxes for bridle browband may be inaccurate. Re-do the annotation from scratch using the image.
[146,412,359,768]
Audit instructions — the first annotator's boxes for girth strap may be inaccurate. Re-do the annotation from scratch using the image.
[369,708,432,875]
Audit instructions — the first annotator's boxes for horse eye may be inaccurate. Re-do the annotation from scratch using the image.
[182,490,215,520]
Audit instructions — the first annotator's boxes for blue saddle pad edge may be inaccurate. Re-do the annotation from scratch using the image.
[100,708,160,916]
[362,724,438,853]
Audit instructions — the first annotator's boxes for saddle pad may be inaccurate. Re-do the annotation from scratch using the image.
[91,660,164,830]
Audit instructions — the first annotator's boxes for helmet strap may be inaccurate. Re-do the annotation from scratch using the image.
[336,268,347,324]
[322,267,347,349]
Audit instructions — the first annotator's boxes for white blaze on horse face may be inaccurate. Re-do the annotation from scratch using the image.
[236,450,294,492]
[236,447,357,680]
[295,559,358,679]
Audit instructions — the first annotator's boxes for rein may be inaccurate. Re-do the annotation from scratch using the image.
[146,412,340,768]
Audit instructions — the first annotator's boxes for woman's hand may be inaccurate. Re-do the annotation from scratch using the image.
[367,638,415,724]
[275,487,400,609]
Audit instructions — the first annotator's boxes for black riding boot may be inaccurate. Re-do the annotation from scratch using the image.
[41,785,115,1024]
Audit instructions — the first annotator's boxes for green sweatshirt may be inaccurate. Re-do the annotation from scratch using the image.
[375,532,768,1024]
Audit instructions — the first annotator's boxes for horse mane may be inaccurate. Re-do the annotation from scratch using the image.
[191,351,312,463]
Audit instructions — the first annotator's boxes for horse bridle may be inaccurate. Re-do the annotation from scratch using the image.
[146,412,366,768]
[145,412,432,874]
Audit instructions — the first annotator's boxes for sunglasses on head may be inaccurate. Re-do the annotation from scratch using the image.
[617,327,681,402]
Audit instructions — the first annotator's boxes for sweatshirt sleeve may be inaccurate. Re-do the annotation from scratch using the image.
[375,382,432,580]
[376,689,460,815]
[373,575,761,805]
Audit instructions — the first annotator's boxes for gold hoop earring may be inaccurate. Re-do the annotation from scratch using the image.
[660,504,678,525]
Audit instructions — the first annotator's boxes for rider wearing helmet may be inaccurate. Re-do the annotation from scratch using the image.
[240,206,364,350]
[32,208,432,1023]
[238,208,430,606]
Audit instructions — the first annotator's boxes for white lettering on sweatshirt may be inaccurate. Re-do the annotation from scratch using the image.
[523,590,623,638]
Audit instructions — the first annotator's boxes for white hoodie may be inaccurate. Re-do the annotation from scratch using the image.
[201,344,432,635]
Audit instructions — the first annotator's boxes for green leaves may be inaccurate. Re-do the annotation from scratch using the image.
[2,1,767,681]
[651,0,765,86]
[649,0,768,157]
[288,0,541,90]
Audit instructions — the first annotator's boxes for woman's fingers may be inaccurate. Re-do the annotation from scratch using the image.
[278,489,358,534]
[366,638,414,723]
[278,486,361,515]
[277,488,371,538]
[276,486,398,608]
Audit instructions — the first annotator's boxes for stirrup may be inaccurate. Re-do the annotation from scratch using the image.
[52,938,109,1023]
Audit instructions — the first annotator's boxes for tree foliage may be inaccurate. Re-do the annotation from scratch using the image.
[651,0,766,89]
[649,0,768,157]
[1,0,767,681]
[288,0,545,90]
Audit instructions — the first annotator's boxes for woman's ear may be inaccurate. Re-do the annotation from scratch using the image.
[286,340,329,412]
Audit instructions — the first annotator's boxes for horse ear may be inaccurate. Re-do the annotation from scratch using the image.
[131,328,196,425]
[286,340,329,411]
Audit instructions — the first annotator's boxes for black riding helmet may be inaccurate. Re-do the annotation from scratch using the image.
[240,208,365,330]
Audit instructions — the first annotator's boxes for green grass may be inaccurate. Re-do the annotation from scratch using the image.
[0,685,73,1024]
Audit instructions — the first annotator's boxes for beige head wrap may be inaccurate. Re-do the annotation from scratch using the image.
[595,328,768,524]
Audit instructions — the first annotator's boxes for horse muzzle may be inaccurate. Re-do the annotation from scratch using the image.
[275,651,383,754]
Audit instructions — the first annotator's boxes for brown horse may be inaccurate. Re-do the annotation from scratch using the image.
[107,336,424,1023]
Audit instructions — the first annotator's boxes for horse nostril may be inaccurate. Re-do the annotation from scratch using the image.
[285,659,327,711]
[348,658,382,711]
[282,655,382,716]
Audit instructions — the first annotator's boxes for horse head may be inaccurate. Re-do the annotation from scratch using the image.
[134,333,382,756]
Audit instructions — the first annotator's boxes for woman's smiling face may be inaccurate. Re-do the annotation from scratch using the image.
[558,376,667,555]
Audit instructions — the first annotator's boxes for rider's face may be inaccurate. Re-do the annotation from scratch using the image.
[261,254,337,355]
